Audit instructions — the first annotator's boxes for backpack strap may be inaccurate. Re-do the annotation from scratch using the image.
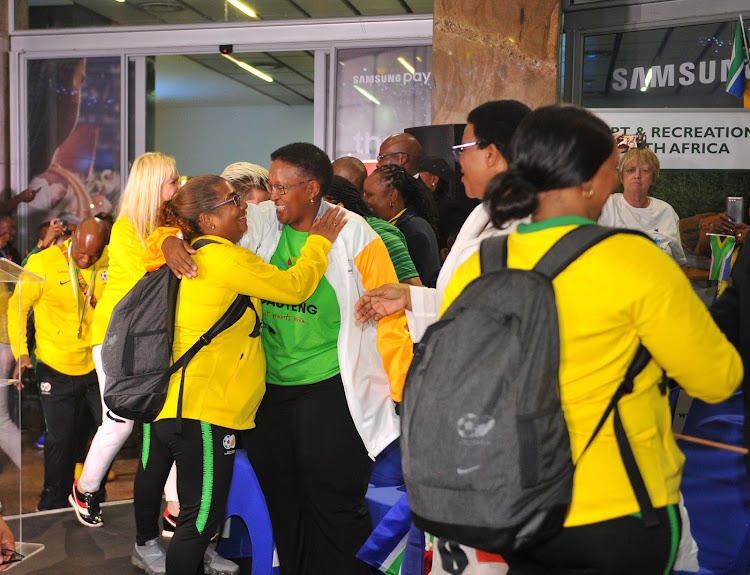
[533,225,650,280]
[165,238,261,433]
[479,235,509,274]
[575,344,660,528]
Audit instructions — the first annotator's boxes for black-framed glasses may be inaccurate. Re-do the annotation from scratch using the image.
[207,192,241,211]
[268,179,312,196]
[2,548,25,564]
[376,151,410,162]
[452,141,483,160]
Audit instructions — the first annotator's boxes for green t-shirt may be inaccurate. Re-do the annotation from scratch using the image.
[262,226,341,385]
[366,217,419,282]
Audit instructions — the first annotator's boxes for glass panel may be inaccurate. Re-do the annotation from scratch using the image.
[18,0,433,30]
[335,45,432,163]
[25,57,122,253]
[581,20,749,108]
[0,260,43,550]
[153,51,314,176]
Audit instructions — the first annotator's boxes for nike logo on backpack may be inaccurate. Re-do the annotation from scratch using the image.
[456,465,481,476]
[59,280,71,285]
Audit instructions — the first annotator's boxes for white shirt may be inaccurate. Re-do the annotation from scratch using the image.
[599,193,687,267]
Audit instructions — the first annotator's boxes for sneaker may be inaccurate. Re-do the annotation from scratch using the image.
[132,538,166,575]
[203,547,239,575]
[161,508,177,538]
[69,481,103,527]
[33,434,45,449]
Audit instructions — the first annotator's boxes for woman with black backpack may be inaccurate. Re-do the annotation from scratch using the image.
[439,105,742,574]
[131,175,345,575]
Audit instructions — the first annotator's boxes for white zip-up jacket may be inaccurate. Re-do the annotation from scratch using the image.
[240,200,411,458]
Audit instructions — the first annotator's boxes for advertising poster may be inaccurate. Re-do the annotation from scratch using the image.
[335,46,432,163]
[24,57,122,251]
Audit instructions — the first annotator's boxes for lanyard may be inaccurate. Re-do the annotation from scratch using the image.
[60,241,97,339]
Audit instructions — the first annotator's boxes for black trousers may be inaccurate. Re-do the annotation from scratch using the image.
[243,375,373,575]
[36,362,100,508]
[134,418,237,575]
[503,505,682,575]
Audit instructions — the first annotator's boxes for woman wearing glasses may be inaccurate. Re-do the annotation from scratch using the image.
[355,100,531,573]
[160,143,413,575]
[356,100,531,341]
[133,175,344,575]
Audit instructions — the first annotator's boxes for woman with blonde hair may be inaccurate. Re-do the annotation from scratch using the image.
[220,162,271,205]
[599,147,687,270]
[71,152,180,528]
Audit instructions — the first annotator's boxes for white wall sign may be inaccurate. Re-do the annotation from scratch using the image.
[593,109,750,170]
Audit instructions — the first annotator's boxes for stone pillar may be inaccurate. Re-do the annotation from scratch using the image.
[432,0,560,124]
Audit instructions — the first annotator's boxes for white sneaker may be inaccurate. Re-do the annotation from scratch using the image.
[204,547,239,575]
[132,538,167,575]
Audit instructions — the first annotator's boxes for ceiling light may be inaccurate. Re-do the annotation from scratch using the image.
[354,85,380,105]
[226,0,257,18]
[114,0,126,3]
[397,57,415,74]
[221,53,274,82]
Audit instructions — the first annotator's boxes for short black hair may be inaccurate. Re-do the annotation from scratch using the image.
[271,143,333,197]
[466,100,531,156]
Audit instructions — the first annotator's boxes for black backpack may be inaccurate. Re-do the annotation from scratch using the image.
[102,239,260,428]
[401,225,659,557]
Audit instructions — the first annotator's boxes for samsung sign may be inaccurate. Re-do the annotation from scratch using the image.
[593,109,750,170]
[611,59,750,92]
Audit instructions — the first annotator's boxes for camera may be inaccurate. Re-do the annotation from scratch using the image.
[618,134,647,149]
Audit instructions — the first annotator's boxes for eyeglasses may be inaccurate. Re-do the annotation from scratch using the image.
[268,179,312,196]
[2,548,25,564]
[207,192,241,211]
[452,141,483,160]
[376,152,410,162]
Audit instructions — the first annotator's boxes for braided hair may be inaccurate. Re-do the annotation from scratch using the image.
[326,175,373,218]
[373,165,440,238]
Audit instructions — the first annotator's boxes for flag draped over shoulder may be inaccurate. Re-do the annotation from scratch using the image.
[709,234,737,281]
[726,17,750,106]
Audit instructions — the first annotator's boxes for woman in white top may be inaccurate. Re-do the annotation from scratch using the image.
[598,147,687,270]
[355,100,531,342]
[355,99,531,575]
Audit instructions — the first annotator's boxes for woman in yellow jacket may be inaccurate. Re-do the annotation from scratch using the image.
[443,105,743,574]
[132,175,344,575]
[72,152,181,527]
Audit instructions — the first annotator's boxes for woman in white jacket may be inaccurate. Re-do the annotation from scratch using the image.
[355,100,530,339]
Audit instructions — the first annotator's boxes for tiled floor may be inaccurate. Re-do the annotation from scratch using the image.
[0,423,141,516]
[6,501,252,575]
